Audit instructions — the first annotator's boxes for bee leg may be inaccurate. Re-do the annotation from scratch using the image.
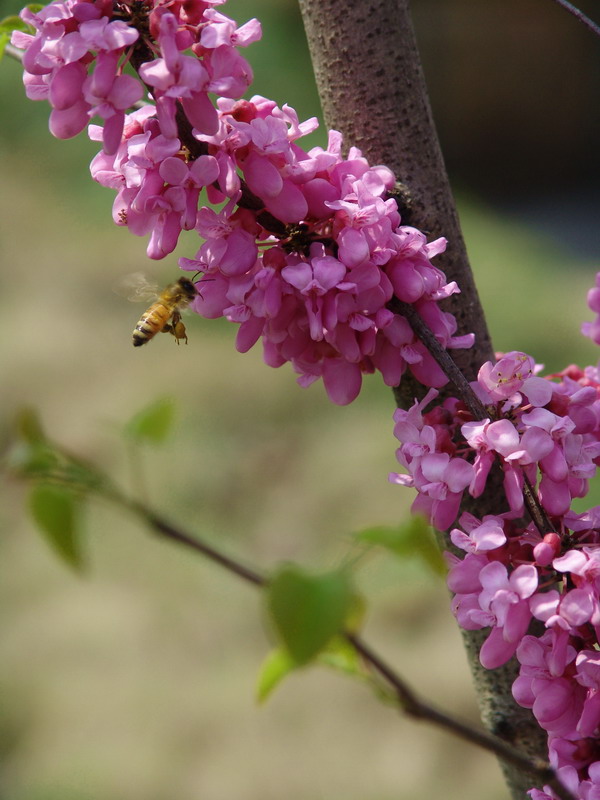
[172,320,188,345]
[161,322,179,344]
[166,312,188,345]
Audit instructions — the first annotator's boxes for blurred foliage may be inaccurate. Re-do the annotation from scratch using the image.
[28,483,83,570]
[355,516,447,578]
[265,564,355,666]
[124,396,176,445]
[0,1,597,799]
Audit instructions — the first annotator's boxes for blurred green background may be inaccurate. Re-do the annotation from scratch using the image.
[0,0,598,799]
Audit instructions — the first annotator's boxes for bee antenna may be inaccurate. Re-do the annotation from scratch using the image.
[191,270,215,285]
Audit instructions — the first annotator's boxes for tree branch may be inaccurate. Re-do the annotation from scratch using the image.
[347,633,574,800]
[389,298,488,420]
[296,1,549,795]
[549,0,600,37]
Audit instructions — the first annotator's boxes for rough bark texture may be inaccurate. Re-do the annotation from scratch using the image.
[297,0,548,796]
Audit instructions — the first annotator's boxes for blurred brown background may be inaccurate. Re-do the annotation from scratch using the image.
[0,1,598,799]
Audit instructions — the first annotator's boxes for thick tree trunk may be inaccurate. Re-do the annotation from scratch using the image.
[297,1,548,796]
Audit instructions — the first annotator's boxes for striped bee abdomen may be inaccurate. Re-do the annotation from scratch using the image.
[132,302,171,346]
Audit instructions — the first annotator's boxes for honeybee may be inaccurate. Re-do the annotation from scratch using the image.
[121,273,198,347]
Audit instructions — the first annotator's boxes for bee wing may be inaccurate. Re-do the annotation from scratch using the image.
[114,271,160,303]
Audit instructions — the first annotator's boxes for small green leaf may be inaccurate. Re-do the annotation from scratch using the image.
[256,647,296,704]
[266,565,354,666]
[344,591,367,633]
[15,407,46,445]
[318,635,363,676]
[124,397,175,444]
[26,3,45,11]
[411,523,447,577]
[7,439,58,480]
[356,516,446,576]
[0,15,29,34]
[9,409,59,480]
[28,483,84,570]
[320,637,397,706]
[356,522,412,554]
[0,31,9,59]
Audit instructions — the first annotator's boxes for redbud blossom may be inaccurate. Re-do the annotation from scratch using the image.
[391,275,600,793]
[10,0,470,403]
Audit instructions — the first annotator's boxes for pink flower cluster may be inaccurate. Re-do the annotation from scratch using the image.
[91,91,472,402]
[392,276,600,797]
[180,110,473,404]
[11,0,260,154]
[12,0,473,404]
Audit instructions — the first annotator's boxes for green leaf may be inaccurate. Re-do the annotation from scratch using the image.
[0,15,29,34]
[28,483,84,571]
[410,521,447,577]
[255,647,296,704]
[319,637,397,706]
[344,591,367,633]
[8,408,56,479]
[7,439,58,480]
[0,31,9,60]
[266,565,354,666]
[355,516,446,577]
[26,3,45,11]
[124,397,176,444]
[15,407,46,445]
[318,635,363,675]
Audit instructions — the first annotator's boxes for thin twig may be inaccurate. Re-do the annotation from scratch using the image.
[113,489,573,798]
[550,0,600,37]
[346,633,576,800]
[390,298,489,421]
[123,496,266,587]
[523,473,555,534]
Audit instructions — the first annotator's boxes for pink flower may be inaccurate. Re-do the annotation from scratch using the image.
[321,358,363,405]
[403,451,474,530]
[514,633,584,736]
[447,551,489,595]
[83,59,144,154]
[582,272,600,345]
[450,515,507,554]
[477,351,536,402]
[478,562,538,668]
[528,766,581,800]
[533,533,561,566]
[575,652,600,737]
